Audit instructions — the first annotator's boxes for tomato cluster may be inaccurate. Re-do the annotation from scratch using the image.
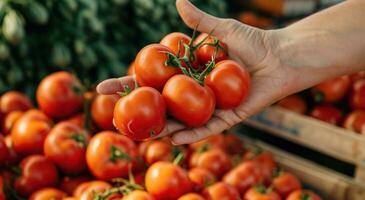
[277,71,365,134]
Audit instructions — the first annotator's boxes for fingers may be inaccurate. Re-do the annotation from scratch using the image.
[153,119,186,139]
[96,76,135,95]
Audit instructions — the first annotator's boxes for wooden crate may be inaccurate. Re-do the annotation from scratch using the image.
[243,106,365,182]
[238,135,365,200]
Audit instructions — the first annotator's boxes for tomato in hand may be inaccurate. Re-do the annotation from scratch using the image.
[0,91,33,114]
[178,193,205,200]
[277,94,307,114]
[272,171,301,198]
[349,79,365,110]
[343,110,365,134]
[1,111,23,135]
[36,71,83,119]
[189,134,226,151]
[91,94,119,130]
[86,131,138,181]
[14,155,59,197]
[145,161,192,200]
[194,33,228,65]
[244,185,281,200]
[0,135,8,164]
[311,75,350,103]
[114,87,166,141]
[309,105,342,125]
[188,167,216,192]
[163,75,215,127]
[286,189,322,200]
[243,148,276,183]
[44,122,90,174]
[202,182,240,200]
[205,60,250,109]
[135,44,180,91]
[122,190,155,200]
[29,188,67,200]
[59,176,91,196]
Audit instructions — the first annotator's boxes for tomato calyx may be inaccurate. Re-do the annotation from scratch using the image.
[271,168,283,178]
[254,184,273,194]
[109,145,132,162]
[70,133,87,148]
[173,152,185,166]
[300,193,311,200]
[197,143,210,154]
[312,90,325,103]
[117,85,133,97]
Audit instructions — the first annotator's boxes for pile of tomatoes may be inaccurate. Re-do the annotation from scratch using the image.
[277,71,365,134]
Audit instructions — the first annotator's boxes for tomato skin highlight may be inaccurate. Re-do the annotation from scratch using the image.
[349,79,365,110]
[114,87,166,141]
[194,33,228,65]
[29,188,67,200]
[311,75,350,103]
[277,94,307,114]
[205,60,250,109]
[1,111,23,135]
[309,105,342,125]
[91,94,119,131]
[163,75,216,128]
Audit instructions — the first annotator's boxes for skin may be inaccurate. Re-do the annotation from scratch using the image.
[97,0,365,144]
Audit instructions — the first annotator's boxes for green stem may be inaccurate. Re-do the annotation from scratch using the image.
[301,193,311,200]
[109,145,131,162]
[71,133,87,148]
[173,152,184,166]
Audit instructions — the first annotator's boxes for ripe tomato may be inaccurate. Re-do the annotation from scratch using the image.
[194,33,228,65]
[36,71,83,119]
[14,155,59,197]
[163,75,215,127]
[188,167,216,192]
[190,148,231,178]
[178,193,205,200]
[44,122,90,174]
[11,110,52,155]
[122,190,155,200]
[205,60,250,109]
[272,171,301,198]
[349,79,365,110]
[244,186,281,200]
[309,105,342,125]
[223,161,262,195]
[0,135,8,164]
[128,61,135,76]
[91,94,119,130]
[0,175,5,200]
[86,131,138,181]
[145,161,192,200]
[202,182,240,200]
[224,134,245,155]
[343,110,365,134]
[243,148,276,183]
[29,188,67,200]
[277,94,307,114]
[4,135,20,165]
[1,111,23,135]
[114,87,166,141]
[59,176,91,196]
[135,44,180,91]
[144,140,173,165]
[286,189,322,200]
[311,75,350,103]
[74,181,113,200]
[189,134,226,151]
[350,71,365,82]
[238,12,260,27]
[0,91,32,114]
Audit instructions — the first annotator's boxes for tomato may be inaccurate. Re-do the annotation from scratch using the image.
[75,181,114,200]
[1,111,23,135]
[350,71,365,82]
[135,44,180,91]
[272,171,301,198]
[114,87,166,141]
[122,190,155,200]
[277,94,307,114]
[0,177,5,200]
[349,79,365,110]
[163,75,215,127]
[190,148,231,178]
[311,75,350,103]
[0,91,33,114]
[44,122,90,174]
[188,167,216,192]
[243,148,276,183]
[86,131,138,181]
[178,193,205,200]
[224,134,245,155]
[11,110,52,155]
[144,140,173,165]
[343,110,365,134]
[29,188,67,200]
[91,94,119,130]
[202,182,240,200]
[194,33,228,65]
[145,161,192,200]
[0,135,8,164]
[205,60,250,109]
[309,105,342,125]
[4,135,20,164]
[223,161,262,195]
[59,176,91,196]
[14,155,59,197]
[189,134,226,151]
[238,12,260,27]
[128,61,135,76]
[286,189,322,200]
[36,71,83,119]
[244,186,281,200]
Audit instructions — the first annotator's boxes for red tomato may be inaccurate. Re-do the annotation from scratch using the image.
[59,176,91,196]
[277,94,307,114]
[145,161,192,200]
[144,140,173,165]
[194,33,228,65]
[188,167,216,192]
[223,161,262,195]
[202,182,240,200]
[44,122,90,174]
[14,155,59,197]
[29,188,67,200]
[178,193,205,200]
[349,79,365,110]
[128,61,135,76]
[114,87,166,141]
[343,110,365,134]
[224,134,245,155]
[0,135,8,164]
[1,111,23,135]
[122,190,155,200]
[244,186,281,200]
[135,44,180,91]
[0,175,5,200]
[238,12,260,27]
[163,75,215,127]
[243,148,276,183]
[189,134,226,151]
[36,71,83,119]
[205,60,250,109]
[272,171,301,198]
[0,91,33,114]
[75,181,114,200]
[309,105,342,125]
[286,189,322,200]
[11,110,52,155]
[350,71,365,82]
[4,135,20,165]
[91,94,119,130]
[311,76,350,103]
[86,131,138,181]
